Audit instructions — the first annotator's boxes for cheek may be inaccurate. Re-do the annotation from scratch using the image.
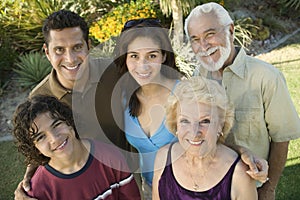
[126,59,135,71]
[191,43,198,53]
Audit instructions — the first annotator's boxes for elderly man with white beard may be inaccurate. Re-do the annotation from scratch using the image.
[184,2,300,200]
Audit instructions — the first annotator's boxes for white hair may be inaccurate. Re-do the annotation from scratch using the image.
[184,2,233,39]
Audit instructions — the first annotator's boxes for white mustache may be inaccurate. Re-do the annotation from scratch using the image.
[197,47,219,57]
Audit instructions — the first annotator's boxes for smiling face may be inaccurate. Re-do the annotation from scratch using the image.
[187,13,234,72]
[44,27,89,89]
[176,101,221,157]
[126,37,166,85]
[31,112,79,162]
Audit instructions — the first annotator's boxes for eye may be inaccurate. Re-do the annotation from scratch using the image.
[53,121,62,128]
[204,31,216,40]
[55,47,65,55]
[74,44,83,51]
[179,118,190,124]
[190,37,200,44]
[127,53,138,59]
[200,118,210,126]
[33,133,46,143]
[149,54,157,59]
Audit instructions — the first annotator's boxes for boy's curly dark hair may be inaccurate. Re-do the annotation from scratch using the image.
[12,95,80,166]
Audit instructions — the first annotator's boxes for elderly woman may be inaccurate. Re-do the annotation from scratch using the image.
[152,76,257,200]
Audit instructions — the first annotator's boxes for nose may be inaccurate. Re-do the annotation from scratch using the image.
[193,38,210,54]
[137,58,150,69]
[64,49,76,64]
[48,131,60,143]
[192,122,202,135]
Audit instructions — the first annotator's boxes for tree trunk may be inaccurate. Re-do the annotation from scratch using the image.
[170,0,183,48]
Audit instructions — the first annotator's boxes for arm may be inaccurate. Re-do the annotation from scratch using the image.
[257,141,289,200]
[228,144,269,183]
[14,164,38,200]
[152,146,169,200]
[232,160,258,200]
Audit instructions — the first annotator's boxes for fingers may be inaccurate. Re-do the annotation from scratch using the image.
[22,178,31,192]
[246,170,269,183]
[14,181,38,200]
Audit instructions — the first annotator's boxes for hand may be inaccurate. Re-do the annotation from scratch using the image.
[257,183,275,200]
[14,181,37,200]
[241,150,269,183]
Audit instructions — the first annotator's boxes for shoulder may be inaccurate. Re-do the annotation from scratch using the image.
[245,54,282,77]
[231,157,257,199]
[90,140,129,170]
[29,74,51,97]
[154,143,173,171]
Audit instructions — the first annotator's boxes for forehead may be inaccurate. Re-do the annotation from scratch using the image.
[178,101,213,116]
[188,13,221,35]
[32,112,54,130]
[127,37,160,52]
[48,26,85,46]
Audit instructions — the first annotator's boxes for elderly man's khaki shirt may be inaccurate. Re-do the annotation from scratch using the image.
[194,48,300,159]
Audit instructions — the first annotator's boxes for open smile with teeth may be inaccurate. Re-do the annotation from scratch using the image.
[54,138,68,151]
[65,64,80,70]
[136,72,151,78]
[199,47,218,57]
[187,139,204,145]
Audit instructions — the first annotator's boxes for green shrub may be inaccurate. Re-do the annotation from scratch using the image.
[14,52,52,89]
[0,38,18,93]
[0,0,63,53]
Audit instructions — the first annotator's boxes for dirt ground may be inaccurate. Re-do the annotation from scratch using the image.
[0,78,30,140]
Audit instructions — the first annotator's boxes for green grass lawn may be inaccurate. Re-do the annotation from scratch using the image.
[256,33,300,200]
[1,34,300,199]
[0,141,26,200]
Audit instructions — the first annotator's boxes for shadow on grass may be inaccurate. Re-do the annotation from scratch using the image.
[276,163,300,200]
[271,58,300,66]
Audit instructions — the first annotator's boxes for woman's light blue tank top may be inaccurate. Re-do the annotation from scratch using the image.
[124,80,179,185]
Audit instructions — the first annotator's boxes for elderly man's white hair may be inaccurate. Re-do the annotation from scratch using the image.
[184,2,233,39]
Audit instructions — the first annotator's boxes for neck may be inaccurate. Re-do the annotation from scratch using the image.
[138,76,175,98]
[49,139,90,174]
[183,145,218,166]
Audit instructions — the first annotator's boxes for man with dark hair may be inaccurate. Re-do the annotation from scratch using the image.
[14,9,140,199]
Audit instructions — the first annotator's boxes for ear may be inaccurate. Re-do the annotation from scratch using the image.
[88,39,92,50]
[162,53,167,63]
[43,43,50,61]
[229,24,234,36]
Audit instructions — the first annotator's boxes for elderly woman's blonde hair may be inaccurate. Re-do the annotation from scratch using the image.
[165,76,234,142]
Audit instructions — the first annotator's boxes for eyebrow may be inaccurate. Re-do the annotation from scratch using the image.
[127,49,161,54]
[31,119,60,139]
[190,27,218,39]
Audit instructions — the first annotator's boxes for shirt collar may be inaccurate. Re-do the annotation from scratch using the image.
[49,69,71,99]
[225,47,247,79]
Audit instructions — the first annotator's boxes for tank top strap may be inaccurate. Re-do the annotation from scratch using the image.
[166,142,176,167]
[229,155,241,174]
[170,80,180,94]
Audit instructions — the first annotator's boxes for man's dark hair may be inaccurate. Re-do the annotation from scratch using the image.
[12,95,80,166]
[42,9,89,46]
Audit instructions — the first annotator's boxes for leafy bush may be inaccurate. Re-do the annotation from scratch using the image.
[0,38,18,92]
[62,0,127,26]
[89,0,161,44]
[14,52,52,89]
[0,0,63,53]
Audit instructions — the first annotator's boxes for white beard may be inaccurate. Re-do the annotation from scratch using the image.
[196,33,231,72]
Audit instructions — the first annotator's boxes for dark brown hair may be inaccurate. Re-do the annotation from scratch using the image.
[12,95,80,166]
[113,20,183,116]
